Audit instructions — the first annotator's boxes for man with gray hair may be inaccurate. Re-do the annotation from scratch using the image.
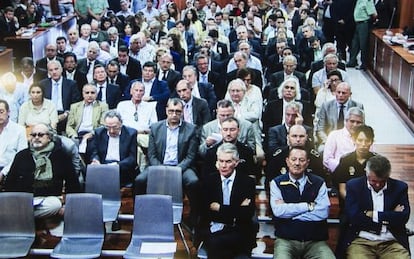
[77,41,104,83]
[89,110,138,187]
[323,107,366,173]
[312,53,349,95]
[226,51,263,89]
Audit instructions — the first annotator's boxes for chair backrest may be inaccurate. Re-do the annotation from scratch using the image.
[146,165,183,205]
[133,194,174,241]
[85,164,120,202]
[0,192,35,238]
[63,193,104,238]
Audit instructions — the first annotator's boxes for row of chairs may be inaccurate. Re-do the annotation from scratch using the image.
[0,164,189,258]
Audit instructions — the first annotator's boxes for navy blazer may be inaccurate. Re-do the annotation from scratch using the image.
[40,77,81,111]
[342,176,410,253]
[89,125,138,185]
[147,120,198,172]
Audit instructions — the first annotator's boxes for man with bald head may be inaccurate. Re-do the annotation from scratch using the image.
[316,82,363,151]
[35,43,64,78]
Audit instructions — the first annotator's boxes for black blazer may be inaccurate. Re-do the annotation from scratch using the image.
[40,77,81,111]
[63,69,88,93]
[157,69,181,94]
[266,70,307,100]
[111,73,130,100]
[113,56,142,80]
[191,96,211,128]
[227,68,263,89]
[198,82,217,114]
[97,83,121,109]
[35,57,64,77]
[76,58,104,75]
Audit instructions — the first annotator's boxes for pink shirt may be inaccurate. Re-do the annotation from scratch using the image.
[323,127,355,173]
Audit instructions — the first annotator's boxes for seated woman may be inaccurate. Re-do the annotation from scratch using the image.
[18,85,58,135]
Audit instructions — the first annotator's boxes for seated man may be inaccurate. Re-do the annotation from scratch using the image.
[135,98,200,223]
[342,155,410,259]
[89,110,138,187]
[270,147,335,259]
[5,123,81,218]
[202,117,255,180]
[323,107,365,173]
[0,99,28,183]
[200,143,256,258]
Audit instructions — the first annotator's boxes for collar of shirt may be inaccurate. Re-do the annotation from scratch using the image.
[367,179,388,194]
[106,129,122,137]
[144,77,155,84]
[165,119,182,129]
[221,170,236,182]
[84,100,96,106]
[53,77,63,85]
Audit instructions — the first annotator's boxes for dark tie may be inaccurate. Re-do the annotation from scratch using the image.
[86,62,91,73]
[110,78,115,84]
[97,85,103,100]
[162,71,167,81]
[337,104,345,129]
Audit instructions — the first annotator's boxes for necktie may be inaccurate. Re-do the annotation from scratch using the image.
[97,85,103,101]
[201,74,207,84]
[86,61,91,73]
[52,82,59,108]
[162,71,167,81]
[223,178,231,205]
[337,104,345,129]
[183,103,191,123]
[295,180,300,188]
[110,78,115,84]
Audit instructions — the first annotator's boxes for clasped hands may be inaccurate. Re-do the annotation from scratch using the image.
[209,198,251,211]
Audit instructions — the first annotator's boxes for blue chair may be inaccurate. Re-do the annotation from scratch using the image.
[51,193,104,258]
[124,194,175,259]
[0,192,35,258]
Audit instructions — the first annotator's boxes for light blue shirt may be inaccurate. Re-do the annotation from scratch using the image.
[163,121,180,165]
[270,173,330,221]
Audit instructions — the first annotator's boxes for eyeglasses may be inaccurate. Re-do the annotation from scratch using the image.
[167,109,182,114]
[30,132,48,138]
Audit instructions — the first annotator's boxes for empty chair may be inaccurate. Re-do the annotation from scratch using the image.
[0,192,35,259]
[124,194,175,259]
[146,165,191,256]
[51,193,104,259]
[85,164,121,222]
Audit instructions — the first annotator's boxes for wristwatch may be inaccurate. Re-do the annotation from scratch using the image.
[308,202,315,212]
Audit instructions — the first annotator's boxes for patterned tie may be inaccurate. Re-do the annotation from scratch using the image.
[223,178,231,205]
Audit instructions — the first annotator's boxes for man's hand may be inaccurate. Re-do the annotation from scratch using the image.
[82,132,93,141]
[365,210,373,218]
[394,204,405,212]
[91,159,101,165]
[142,96,153,102]
[210,202,220,211]
[294,112,304,125]
[240,198,251,206]
[205,136,217,147]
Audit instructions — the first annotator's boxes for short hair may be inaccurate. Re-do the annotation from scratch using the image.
[208,29,219,38]
[130,81,145,91]
[87,41,100,53]
[82,83,97,91]
[227,78,246,93]
[327,70,342,81]
[217,99,234,110]
[182,65,197,75]
[366,155,391,179]
[236,68,254,82]
[322,42,337,56]
[143,61,157,73]
[234,51,248,61]
[278,77,301,100]
[221,117,240,128]
[107,60,120,69]
[285,101,303,114]
[216,142,240,161]
[0,99,10,111]
[103,110,123,123]
[167,97,184,108]
[56,36,67,42]
[107,27,119,35]
[63,52,78,63]
[93,63,106,73]
[4,6,15,13]
[283,55,297,65]
[20,57,34,68]
[345,107,365,122]
[352,125,374,142]
[47,60,63,70]
[118,45,129,53]
[323,53,339,64]
[149,20,161,29]
[288,146,308,159]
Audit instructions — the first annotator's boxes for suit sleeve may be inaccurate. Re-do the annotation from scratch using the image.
[118,129,138,173]
[177,127,198,171]
[66,103,78,138]
[147,125,162,165]
[151,81,170,102]
[377,182,410,228]
[316,103,328,143]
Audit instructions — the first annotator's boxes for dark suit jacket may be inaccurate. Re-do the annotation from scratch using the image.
[198,82,217,114]
[113,56,142,80]
[341,176,410,254]
[157,69,181,94]
[111,73,130,100]
[200,171,257,253]
[40,77,81,111]
[76,58,104,75]
[267,123,313,153]
[89,125,138,185]
[202,141,254,180]
[148,120,198,172]
[265,54,283,81]
[215,41,229,62]
[63,69,88,93]
[35,57,64,76]
[151,30,166,44]
[190,96,211,128]
[205,70,226,100]
[266,70,307,100]
[227,68,263,89]
[97,83,121,109]
[0,16,18,43]
[184,30,196,59]
[262,98,313,134]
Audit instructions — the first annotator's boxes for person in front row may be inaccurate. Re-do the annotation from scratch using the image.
[89,110,138,187]
[270,146,335,259]
[342,155,410,258]
[135,98,200,225]
[200,143,256,259]
[5,123,81,218]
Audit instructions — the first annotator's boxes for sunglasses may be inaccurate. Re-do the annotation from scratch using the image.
[30,132,48,138]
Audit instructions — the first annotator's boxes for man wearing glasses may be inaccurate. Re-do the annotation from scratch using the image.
[5,123,81,218]
[89,110,138,187]
[135,98,200,226]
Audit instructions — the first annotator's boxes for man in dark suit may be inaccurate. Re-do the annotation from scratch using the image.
[195,54,225,100]
[267,55,307,101]
[200,142,256,258]
[113,45,142,81]
[77,41,104,83]
[182,65,217,115]
[226,52,263,89]
[107,26,127,51]
[35,44,64,80]
[149,20,166,44]
[341,155,410,258]
[176,80,211,129]
[135,98,200,223]
[136,61,170,120]
[0,6,24,44]
[176,21,195,61]
[230,25,262,56]
[208,29,229,62]
[202,117,254,180]
[39,60,81,133]
[62,52,88,93]
[92,64,121,109]
[106,60,130,99]
[157,52,182,94]
[89,110,138,186]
